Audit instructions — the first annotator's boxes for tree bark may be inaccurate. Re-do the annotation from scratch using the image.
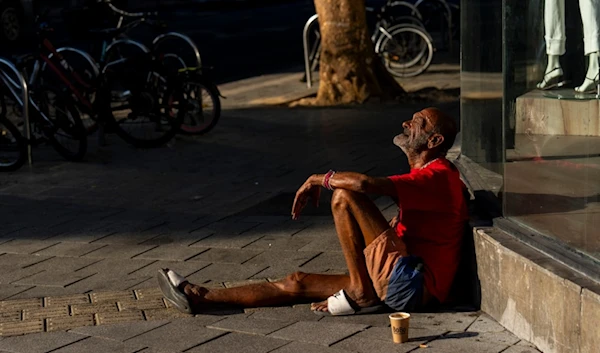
[310,0,405,105]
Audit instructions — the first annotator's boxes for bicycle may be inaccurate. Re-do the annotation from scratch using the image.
[305,1,434,80]
[0,53,87,168]
[32,15,186,148]
[59,0,222,136]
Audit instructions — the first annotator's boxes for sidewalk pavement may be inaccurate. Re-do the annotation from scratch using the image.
[0,71,540,352]
[218,63,460,109]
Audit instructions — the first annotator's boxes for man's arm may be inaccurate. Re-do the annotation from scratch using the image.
[291,172,396,219]
[312,171,396,196]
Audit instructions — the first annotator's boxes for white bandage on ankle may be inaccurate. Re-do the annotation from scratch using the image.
[166,270,186,287]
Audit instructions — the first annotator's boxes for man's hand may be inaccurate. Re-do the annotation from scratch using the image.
[291,176,321,220]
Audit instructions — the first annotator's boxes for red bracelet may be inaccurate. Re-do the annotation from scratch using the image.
[323,170,336,190]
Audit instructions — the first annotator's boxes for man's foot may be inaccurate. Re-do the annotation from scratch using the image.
[310,289,381,314]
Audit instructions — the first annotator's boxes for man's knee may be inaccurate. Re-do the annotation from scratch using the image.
[274,271,308,294]
[331,189,360,211]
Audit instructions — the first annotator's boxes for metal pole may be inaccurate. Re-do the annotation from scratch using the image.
[303,14,319,89]
[0,58,31,165]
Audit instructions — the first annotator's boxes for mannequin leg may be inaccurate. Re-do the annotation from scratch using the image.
[538,0,567,89]
[575,0,600,92]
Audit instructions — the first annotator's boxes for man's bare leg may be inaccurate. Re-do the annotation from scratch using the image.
[311,189,390,312]
[179,189,390,310]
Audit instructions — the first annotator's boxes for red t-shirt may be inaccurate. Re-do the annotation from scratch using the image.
[387,158,468,303]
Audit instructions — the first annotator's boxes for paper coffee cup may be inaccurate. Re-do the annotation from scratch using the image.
[389,312,410,343]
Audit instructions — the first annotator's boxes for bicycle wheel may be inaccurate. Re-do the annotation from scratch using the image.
[104,55,185,148]
[178,76,221,135]
[377,25,434,78]
[40,48,100,134]
[38,87,87,162]
[0,117,26,172]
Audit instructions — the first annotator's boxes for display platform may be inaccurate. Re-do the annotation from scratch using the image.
[515,89,600,136]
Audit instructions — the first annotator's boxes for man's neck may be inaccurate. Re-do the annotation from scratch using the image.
[408,152,442,170]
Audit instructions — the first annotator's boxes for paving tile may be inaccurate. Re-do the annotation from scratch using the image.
[89,230,164,246]
[0,239,59,254]
[0,331,86,351]
[71,303,118,315]
[13,271,96,287]
[244,236,312,251]
[51,336,146,353]
[133,244,207,261]
[65,274,151,293]
[270,341,350,353]
[246,305,321,322]
[118,298,166,311]
[47,314,95,332]
[26,256,101,273]
[186,263,268,283]
[128,260,211,279]
[81,244,158,259]
[467,314,506,332]
[76,258,155,276]
[249,265,308,280]
[96,310,145,324]
[190,232,265,249]
[186,332,290,353]
[188,248,262,264]
[296,237,342,253]
[33,242,106,257]
[46,223,121,243]
[268,321,369,346]
[69,320,169,341]
[0,285,34,300]
[332,334,418,353]
[319,312,392,328]
[300,252,347,273]
[0,267,46,285]
[45,294,91,306]
[0,298,43,311]
[143,308,194,320]
[503,342,542,353]
[91,291,136,303]
[353,325,446,343]
[23,305,69,320]
[208,316,295,335]
[125,318,227,352]
[0,311,21,323]
[139,230,213,246]
[414,333,509,353]
[0,319,44,336]
[410,312,479,332]
[244,250,319,268]
[6,286,85,300]
[134,287,163,300]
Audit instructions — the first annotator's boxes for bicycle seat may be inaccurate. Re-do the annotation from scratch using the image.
[88,27,127,40]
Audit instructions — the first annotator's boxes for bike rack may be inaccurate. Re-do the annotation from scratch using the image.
[152,32,202,68]
[0,58,32,165]
[303,14,319,88]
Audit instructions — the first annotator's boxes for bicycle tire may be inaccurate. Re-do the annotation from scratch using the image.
[178,76,221,136]
[39,87,87,162]
[0,117,26,172]
[377,25,434,78]
[105,55,185,148]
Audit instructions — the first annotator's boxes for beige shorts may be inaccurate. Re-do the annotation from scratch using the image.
[363,228,409,301]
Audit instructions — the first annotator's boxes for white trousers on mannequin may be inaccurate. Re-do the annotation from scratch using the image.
[545,0,600,55]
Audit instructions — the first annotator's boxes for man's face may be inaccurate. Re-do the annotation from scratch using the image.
[393,110,435,154]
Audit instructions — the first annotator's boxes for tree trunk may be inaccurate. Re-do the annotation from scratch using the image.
[311,0,405,105]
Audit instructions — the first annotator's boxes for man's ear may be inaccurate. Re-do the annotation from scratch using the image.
[428,133,444,149]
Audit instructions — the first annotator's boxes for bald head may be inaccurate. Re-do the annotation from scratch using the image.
[421,107,458,154]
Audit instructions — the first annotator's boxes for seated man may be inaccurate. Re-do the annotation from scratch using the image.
[158,107,468,316]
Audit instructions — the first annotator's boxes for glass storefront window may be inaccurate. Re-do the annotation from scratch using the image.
[503,0,600,263]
